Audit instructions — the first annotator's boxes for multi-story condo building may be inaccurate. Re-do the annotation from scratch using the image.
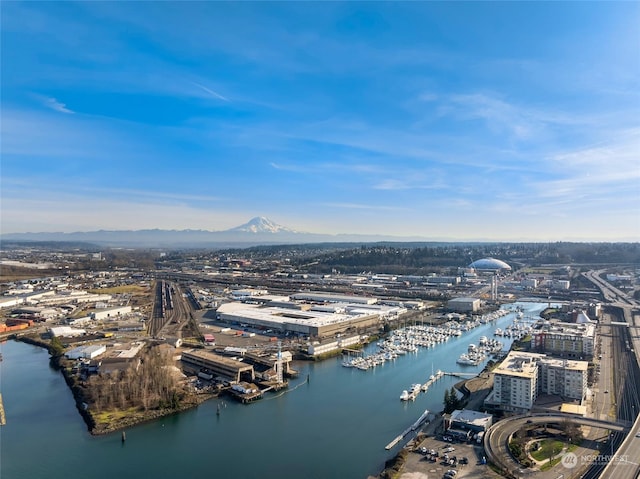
[485,351,588,414]
[530,321,596,359]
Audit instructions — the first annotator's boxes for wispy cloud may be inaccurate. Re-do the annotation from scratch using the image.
[42,96,74,114]
[190,81,229,102]
[320,202,410,212]
[549,128,640,173]
[447,93,539,140]
[269,162,311,173]
[372,170,449,191]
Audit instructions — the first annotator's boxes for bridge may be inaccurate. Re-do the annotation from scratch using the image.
[483,413,630,479]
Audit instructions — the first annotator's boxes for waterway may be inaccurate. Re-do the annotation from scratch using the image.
[0,302,549,479]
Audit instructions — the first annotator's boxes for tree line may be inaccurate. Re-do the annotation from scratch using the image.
[86,345,184,412]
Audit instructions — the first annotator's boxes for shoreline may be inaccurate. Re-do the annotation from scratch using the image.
[376,364,494,478]
[89,392,217,436]
[14,335,217,437]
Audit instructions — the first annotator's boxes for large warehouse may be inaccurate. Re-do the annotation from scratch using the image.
[447,297,481,313]
[216,298,404,339]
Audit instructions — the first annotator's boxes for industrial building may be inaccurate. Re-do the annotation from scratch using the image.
[181,349,255,383]
[65,344,107,360]
[91,306,132,320]
[50,326,87,338]
[216,297,403,339]
[307,335,362,356]
[447,297,481,313]
[290,292,378,305]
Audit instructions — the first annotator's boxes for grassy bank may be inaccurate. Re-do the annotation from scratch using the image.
[15,335,216,436]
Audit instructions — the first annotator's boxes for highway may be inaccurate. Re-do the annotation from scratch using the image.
[582,270,639,311]
[598,322,640,479]
[581,271,640,479]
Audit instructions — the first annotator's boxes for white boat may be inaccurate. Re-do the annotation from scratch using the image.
[457,353,478,366]
[400,390,410,401]
[457,353,469,364]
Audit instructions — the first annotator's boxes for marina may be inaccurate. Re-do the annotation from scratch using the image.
[456,337,504,366]
[342,308,511,371]
[0,302,549,479]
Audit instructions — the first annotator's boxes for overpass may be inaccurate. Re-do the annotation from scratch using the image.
[483,413,630,479]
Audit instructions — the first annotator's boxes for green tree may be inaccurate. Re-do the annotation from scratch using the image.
[50,336,64,357]
[443,387,460,414]
[443,388,451,412]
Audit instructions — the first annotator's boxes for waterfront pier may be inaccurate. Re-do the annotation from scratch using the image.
[0,393,6,425]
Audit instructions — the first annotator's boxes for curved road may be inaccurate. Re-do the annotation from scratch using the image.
[484,414,628,479]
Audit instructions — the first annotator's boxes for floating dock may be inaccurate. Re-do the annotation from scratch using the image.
[420,370,444,393]
[0,393,6,426]
[385,409,430,450]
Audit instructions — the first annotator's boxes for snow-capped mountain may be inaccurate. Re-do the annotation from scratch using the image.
[0,216,430,247]
[226,217,298,234]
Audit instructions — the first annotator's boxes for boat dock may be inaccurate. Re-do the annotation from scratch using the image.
[385,409,430,450]
[0,393,6,426]
[228,388,263,404]
[442,371,477,379]
[420,369,444,393]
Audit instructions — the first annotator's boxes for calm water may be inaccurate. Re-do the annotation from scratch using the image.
[0,302,548,479]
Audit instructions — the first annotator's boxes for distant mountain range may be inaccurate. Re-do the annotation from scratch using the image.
[227,216,299,234]
[0,216,430,248]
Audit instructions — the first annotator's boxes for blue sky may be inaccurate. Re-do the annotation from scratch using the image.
[2,1,639,241]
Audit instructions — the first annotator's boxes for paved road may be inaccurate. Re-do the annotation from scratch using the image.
[484,414,628,479]
[600,320,640,479]
[583,270,640,479]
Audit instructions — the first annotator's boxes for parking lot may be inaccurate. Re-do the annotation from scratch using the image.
[399,420,502,479]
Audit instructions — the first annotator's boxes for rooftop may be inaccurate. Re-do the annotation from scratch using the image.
[493,351,545,379]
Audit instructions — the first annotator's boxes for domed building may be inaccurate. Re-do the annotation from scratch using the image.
[468,257,511,272]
